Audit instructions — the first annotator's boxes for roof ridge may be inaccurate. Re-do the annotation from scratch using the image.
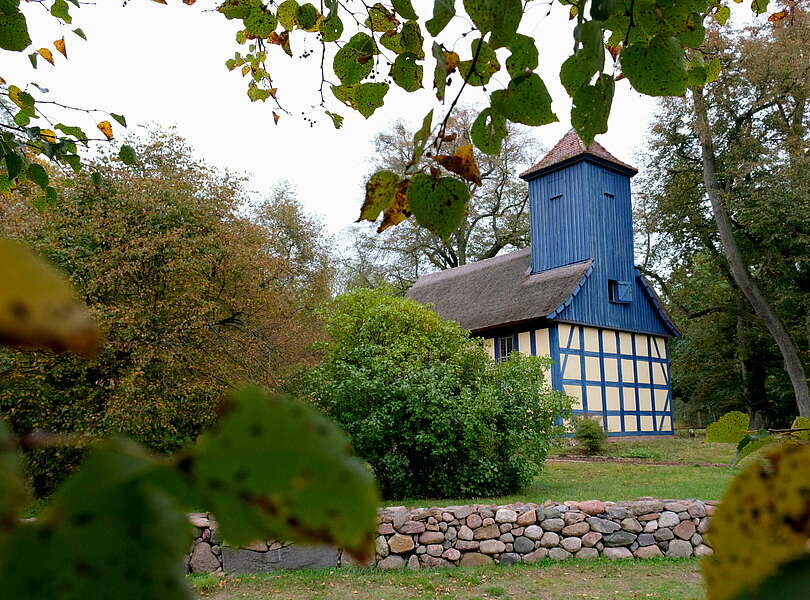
[412,248,530,283]
[520,129,637,179]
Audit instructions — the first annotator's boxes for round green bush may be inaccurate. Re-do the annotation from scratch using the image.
[573,414,607,454]
[303,288,572,499]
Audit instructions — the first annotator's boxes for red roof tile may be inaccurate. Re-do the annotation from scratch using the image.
[520,129,637,179]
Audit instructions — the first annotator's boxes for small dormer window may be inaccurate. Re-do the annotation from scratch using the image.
[498,336,514,361]
[609,279,633,303]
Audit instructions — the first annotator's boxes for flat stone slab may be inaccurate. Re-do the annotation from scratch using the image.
[222,545,339,572]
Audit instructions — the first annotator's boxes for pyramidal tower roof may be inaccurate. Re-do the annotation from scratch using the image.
[520,129,637,180]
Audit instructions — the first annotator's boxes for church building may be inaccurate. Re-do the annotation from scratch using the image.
[407,130,678,436]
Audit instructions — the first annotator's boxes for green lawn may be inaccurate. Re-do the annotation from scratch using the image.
[550,436,736,464]
[395,460,736,508]
[193,558,705,600]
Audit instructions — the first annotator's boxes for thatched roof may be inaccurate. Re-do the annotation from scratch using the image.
[520,129,637,180]
[406,249,592,333]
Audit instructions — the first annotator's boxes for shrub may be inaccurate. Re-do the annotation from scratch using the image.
[573,414,607,454]
[303,288,572,499]
[706,411,750,443]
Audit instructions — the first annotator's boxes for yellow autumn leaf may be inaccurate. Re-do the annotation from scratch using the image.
[443,50,460,74]
[183,0,197,4]
[241,64,251,77]
[434,144,482,186]
[37,48,55,65]
[0,238,99,356]
[97,120,113,140]
[54,37,67,58]
[272,111,280,125]
[702,442,810,600]
[378,179,411,233]
[40,129,57,143]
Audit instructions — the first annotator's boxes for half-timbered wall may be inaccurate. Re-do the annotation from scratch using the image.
[555,323,672,435]
[484,322,673,436]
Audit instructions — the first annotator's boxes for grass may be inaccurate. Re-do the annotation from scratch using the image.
[192,558,705,600]
[550,437,737,465]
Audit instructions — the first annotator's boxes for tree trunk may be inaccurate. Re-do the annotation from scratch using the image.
[691,86,810,418]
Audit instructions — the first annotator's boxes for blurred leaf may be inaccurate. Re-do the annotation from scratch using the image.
[118,144,138,166]
[734,429,773,464]
[0,238,99,355]
[407,172,470,239]
[192,386,379,561]
[25,163,49,189]
[0,439,194,599]
[715,6,731,25]
[0,420,28,535]
[733,554,810,599]
[791,416,810,441]
[703,444,810,600]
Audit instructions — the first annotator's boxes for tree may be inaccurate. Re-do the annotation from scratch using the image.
[342,107,536,291]
[1,0,751,242]
[301,287,571,499]
[0,130,333,494]
[635,6,810,420]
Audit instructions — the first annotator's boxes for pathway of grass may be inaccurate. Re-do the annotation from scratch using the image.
[193,558,705,600]
[396,461,736,508]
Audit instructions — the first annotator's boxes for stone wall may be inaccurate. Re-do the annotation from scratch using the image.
[186,498,716,574]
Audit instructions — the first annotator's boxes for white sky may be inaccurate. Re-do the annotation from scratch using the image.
[7,0,765,236]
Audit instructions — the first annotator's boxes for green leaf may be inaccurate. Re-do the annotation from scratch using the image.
[734,430,774,464]
[391,53,423,92]
[410,108,433,166]
[245,6,278,38]
[359,170,400,221]
[25,163,49,189]
[27,52,37,68]
[571,73,614,146]
[380,20,424,57]
[0,439,194,599]
[4,150,23,180]
[392,0,418,20]
[277,0,299,29]
[50,0,72,24]
[471,107,507,155]
[72,27,86,40]
[364,2,399,32]
[706,57,721,83]
[62,153,81,173]
[0,0,31,51]
[118,144,138,166]
[55,123,88,144]
[590,0,616,21]
[490,73,557,126]
[432,42,449,101]
[621,35,688,97]
[325,110,344,129]
[331,82,389,118]
[219,0,259,20]
[296,3,319,30]
[425,0,455,37]
[91,171,103,187]
[333,33,376,85]
[458,38,500,87]
[715,5,731,26]
[751,0,768,15]
[110,113,127,128]
[463,0,521,48]
[706,411,750,443]
[191,386,379,560]
[407,173,470,240]
[678,12,705,48]
[686,64,707,87]
[319,13,343,42]
[505,33,538,78]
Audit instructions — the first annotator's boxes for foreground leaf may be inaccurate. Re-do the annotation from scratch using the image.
[471,108,507,155]
[407,172,469,239]
[0,439,193,599]
[571,73,614,145]
[703,443,810,600]
[425,0,455,36]
[0,238,99,355]
[359,170,400,222]
[0,421,27,534]
[621,35,688,97]
[490,73,557,126]
[331,82,389,118]
[463,0,521,48]
[192,386,379,561]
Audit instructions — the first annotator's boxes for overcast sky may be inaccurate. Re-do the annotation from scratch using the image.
[8,0,764,236]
